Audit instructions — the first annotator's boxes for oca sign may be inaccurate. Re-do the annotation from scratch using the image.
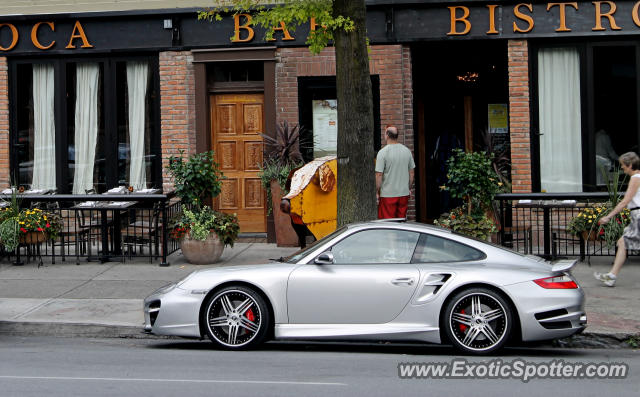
[0,20,93,51]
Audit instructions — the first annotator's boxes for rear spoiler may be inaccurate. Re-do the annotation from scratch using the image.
[551,259,578,273]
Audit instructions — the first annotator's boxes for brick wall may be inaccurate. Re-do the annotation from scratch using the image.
[275,45,415,218]
[508,40,532,193]
[159,51,196,191]
[0,57,8,189]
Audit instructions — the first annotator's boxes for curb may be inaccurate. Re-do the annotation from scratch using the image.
[552,331,640,349]
[0,321,178,340]
[1,321,638,349]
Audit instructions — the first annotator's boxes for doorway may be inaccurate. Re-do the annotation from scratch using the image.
[210,93,266,233]
[412,41,508,222]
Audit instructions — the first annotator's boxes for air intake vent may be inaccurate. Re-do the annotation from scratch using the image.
[149,300,161,326]
[415,273,452,303]
[540,321,572,330]
[534,308,568,320]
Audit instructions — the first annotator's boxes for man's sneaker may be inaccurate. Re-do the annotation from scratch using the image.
[594,272,617,287]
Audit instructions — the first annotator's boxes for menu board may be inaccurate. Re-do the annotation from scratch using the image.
[312,99,338,157]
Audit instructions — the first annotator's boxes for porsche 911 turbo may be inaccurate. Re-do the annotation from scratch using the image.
[144,220,586,354]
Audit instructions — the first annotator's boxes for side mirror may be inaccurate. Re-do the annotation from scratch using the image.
[314,251,334,265]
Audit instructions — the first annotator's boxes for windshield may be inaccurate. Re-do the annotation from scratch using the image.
[283,226,347,263]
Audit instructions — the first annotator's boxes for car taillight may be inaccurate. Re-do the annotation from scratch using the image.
[533,275,578,289]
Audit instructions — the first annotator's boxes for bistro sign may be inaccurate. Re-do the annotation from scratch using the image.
[446,1,640,35]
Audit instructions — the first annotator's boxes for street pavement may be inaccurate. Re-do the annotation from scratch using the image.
[0,243,638,348]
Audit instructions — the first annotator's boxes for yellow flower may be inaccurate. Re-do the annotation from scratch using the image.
[439,185,447,191]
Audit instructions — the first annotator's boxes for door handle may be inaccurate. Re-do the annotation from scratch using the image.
[391,277,415,286]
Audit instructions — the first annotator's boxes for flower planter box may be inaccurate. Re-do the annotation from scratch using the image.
[19,231,47,244]
[581,231,602,242]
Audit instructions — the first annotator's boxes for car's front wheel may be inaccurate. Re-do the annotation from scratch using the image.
[443,288,512,355]
[202,286,270,349]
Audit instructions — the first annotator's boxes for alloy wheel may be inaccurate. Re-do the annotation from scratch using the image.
[448,291,509,353]
[206,289,263,348]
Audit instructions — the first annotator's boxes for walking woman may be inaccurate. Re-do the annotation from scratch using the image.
[595,151,640,287]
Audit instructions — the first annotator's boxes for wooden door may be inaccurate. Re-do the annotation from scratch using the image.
[210,93,265,233]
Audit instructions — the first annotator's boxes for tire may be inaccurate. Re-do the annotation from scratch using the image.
[442,287,512,355]
[202,286,270,349]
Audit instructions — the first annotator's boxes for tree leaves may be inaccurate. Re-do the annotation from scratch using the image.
[197,0,354,54]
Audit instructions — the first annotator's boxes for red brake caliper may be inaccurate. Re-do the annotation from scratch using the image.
[246,308,255,323]
[459,309,467,332]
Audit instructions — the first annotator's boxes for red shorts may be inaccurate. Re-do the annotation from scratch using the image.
[378,196,409,219]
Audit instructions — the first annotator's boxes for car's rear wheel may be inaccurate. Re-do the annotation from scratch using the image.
[443,288,512,355]
[203,286,270,349]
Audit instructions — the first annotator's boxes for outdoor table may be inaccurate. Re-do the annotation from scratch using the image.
[515,199,577,259]
[72,200,137,263]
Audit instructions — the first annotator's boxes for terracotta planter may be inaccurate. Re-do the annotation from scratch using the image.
[19,231,47,244]
[180,232,224,264]
[270,180,300,247]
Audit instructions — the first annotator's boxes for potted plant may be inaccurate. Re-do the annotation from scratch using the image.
[434,206,498,240]
[258,121,305,247]
[567,166,630,248]
[434,149,503,240]
[567,204,630,247]
[0,195,63,252]
[166,150,240,264]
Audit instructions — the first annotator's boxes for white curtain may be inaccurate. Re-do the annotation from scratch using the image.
[538,48,583,192]
[127,61,149,190]
[72,63,100,194]
[31,64,56,190]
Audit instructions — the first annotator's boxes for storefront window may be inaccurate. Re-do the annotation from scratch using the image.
[536,44,639,192]
[15,63,57,190]
[67,62,105,194]
[116,61,153,190]
[538,47,583,192]
[12,56,159,194]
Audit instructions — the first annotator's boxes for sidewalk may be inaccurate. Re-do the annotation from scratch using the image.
[0,244,638,348]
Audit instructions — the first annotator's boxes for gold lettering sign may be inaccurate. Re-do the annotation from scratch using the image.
[0,23,18,51]
[65,20,93,48]
[232,14,255,42]
[267,21,294,41]
[632,1,640,26]
[31,21,55,50]
[447,6,471,35]
[593,1,622,30]
[513,3,535,33]
[547,2,579,32]
[310,17,328,31]
[487,5,499,34]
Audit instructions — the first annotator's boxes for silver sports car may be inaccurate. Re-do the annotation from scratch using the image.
[144,220,586,354]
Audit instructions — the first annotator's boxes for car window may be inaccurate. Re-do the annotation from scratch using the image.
[330,229,420,264]
[285,226,347,263]
[412,233,485,263]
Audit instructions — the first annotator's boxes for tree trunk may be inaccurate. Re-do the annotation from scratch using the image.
[333,0,376,226]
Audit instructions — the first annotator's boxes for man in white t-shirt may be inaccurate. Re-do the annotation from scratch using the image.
[375,126,415,219]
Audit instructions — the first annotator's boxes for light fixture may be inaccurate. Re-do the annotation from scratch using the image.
[457,72,479,83]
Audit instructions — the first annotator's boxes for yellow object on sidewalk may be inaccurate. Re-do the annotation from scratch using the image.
[284,156,337,239]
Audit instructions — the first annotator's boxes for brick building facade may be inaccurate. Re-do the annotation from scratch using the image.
[1,1,636,238]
